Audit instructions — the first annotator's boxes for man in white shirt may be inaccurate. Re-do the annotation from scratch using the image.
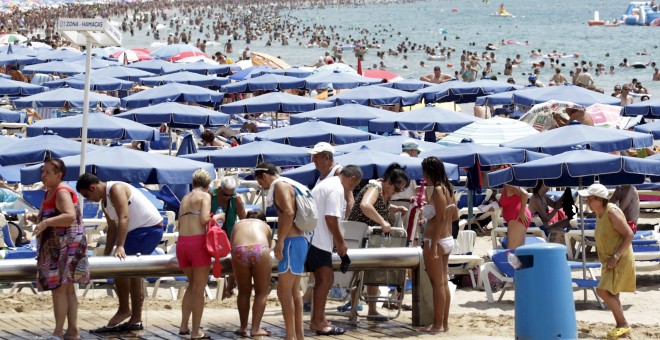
[306,165,362,336]
[310,142,354,219]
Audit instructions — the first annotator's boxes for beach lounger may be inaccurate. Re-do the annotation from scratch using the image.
[449,230,484,289]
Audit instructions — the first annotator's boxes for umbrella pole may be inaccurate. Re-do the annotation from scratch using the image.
[168,126,172,156]
[80,40,93,210]
[578,177,587,302]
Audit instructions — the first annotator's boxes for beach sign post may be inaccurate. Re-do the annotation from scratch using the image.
[57,18,122,180]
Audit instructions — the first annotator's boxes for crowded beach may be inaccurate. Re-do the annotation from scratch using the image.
[0,0,660,339]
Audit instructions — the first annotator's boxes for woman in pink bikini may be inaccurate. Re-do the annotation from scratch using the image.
[498,177,532,250]
[419,156,458,334]
[177,169,213,339]
[230,216,273,338]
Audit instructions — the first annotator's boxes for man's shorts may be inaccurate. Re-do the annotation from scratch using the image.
[278,236,308,275]
[124,225,164,256]
[305,245,332,272]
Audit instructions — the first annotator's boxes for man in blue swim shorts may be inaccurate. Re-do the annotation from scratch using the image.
[77,174,164,334]
[255,162,309,340]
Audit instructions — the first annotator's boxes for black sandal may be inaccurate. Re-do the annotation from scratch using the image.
[89,324,122,334]
[118,322,144,332]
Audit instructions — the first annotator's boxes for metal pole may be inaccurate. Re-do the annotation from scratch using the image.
[0,247,422,282]
[578,177,587,302]
[79,40,92,211]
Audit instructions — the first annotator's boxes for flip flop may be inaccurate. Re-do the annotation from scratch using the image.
[178,330,190,335]
[192,334,211,340]
[250,328,273,337]
[418,327,446,334]
[366,315,389,322]
[89,324,122,334]
[233,330,248,337]
[607,327,631,338]
[315,326,345,336]
[118,322,144,332]
[46,336,62,340]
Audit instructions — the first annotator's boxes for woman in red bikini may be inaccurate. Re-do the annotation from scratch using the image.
[498,177,532,249]
[177,169,213,339]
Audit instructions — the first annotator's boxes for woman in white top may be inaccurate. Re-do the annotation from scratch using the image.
[419,156,458,334]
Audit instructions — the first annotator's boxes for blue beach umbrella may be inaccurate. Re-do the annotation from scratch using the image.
[220,91,333,114]
[228,66,273,81]
[415,80,520,103]
[0,78,45,95]
[116,101,229,128]
[121,83,224,109]
[439,116,539,146]
[334,135,445,154]
[268,67,313,78]
[419,143,547,168]
[620,98,660,118]
[20,147,216,185]
[282,146,459,186]
[173,60,234,75]
[26,113,160,140]
[32,48,83,62]
[290,103,396,127]
[150,44,204,60]
[379,78,434,92]
[181,139,311,168]
[221,74,305,93]
[304,70,380,90]
[91,65,156,81]
[0,108,23,123]
[13,87,120,109]
[511,85,620,107]
[22,60,86,75]
[0,45,37,66]
[501,124,653,155]
[368,105,481,133]
[43,74,135,91]
[140,71,229,87]
[0,133,104,166]
[633,121,660,139]
[475,88,534,106]
[329,84,422,106]
[241,120,381,147]
[488,149,660,188]
[126,59,179,75]
[65,55,120,69]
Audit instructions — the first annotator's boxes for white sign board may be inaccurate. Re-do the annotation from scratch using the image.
[57,18,122,46]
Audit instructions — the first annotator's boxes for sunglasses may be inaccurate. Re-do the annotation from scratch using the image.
[220,191,233,197]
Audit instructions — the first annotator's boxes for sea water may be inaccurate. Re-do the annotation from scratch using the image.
[116,0,659,96]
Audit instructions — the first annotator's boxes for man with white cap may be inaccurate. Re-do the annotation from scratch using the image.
[399,139,422,158]
[309,142,354,218]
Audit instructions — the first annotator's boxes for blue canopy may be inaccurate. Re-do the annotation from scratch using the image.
[172,60,234,75]
[0,46,37,66]
[501,124,653,155]
[0,78,45,96]
[511,85,621,107]
[620,98,660,118]
[43,74,135,91]
[125,59,179,75]
[26,113,160,140]
[488,149,660,188]
[282,146,459,186]
[20,146,216,185]
[290,103,395,127]
[150,44,204,60]
[13,87,120,109]
[334,135,445,154]
[329,85,422,106]
[415,80,520,103]
[633,121,660,139]
[121,83,224,109]
[241,120,381,147]
[139,71,229,87]
[368,105,481,133]
[116,101,230,128]
[378,79,434,92]
[181,139,311,168]
[304,71,380,90]
[475,88,533,106]
[32,48,83,62]
[65,55,120,69]
[221,74,305,93]
[268,67,313,78]
[91,65,156,81]
[419,143,547,168]
[22,61,86,75]
[220,92,333,114]
[0,108,23,123]
[228,66,273,81]
[0,133,103,166]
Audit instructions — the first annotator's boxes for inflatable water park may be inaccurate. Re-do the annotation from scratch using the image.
[620,1,660,26]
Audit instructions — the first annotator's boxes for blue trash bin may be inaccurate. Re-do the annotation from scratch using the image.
[514,243,577,340]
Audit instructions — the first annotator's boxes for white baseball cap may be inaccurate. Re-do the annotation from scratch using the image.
[309,142,335,155]
[578,183,609,200]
